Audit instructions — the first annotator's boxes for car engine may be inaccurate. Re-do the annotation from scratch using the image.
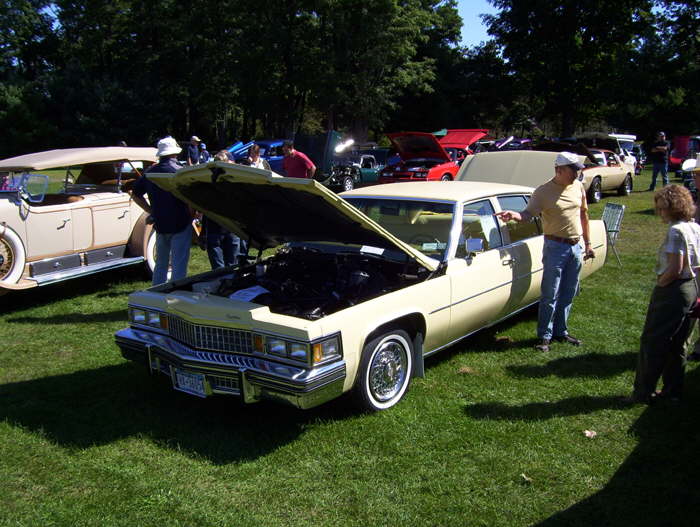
[175,245,428,320]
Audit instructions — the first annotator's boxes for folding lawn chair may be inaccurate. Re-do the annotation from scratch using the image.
[601,203,625,267]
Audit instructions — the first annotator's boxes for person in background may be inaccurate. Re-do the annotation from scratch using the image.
[187,135,201,165]
[686,155,700,362]
[199,142,211,163]
[496,151,595,352]
[648,131,670,191]
[199,150,243,270]
[282,140,315,178]
[248,143,271,170]
[131,136,192,285]
[628,185,700,403]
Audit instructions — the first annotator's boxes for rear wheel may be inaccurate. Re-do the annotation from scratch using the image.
[0,226,26,286]
[588,177,602,203]
[440,174,452,181]
[617,174,632,196]
[353,329,413,411]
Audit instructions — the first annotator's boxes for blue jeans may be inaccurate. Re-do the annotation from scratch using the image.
[537,238,583,340]
[207,231,241,270]
[153,224,192,285]
[650,161,668,189]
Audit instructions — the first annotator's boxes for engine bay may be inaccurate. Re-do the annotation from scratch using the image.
[168,245,430,320]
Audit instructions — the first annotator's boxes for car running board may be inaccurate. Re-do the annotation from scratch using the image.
[31,256,145,285]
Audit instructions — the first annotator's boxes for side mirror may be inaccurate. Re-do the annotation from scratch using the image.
[465,237,484,255]
[18,173,49,203]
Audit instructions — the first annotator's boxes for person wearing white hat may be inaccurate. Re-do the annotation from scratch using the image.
[131,136,192,285]
[496,151,595,352]
[187,135,202,166]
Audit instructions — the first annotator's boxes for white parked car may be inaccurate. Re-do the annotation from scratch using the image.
[0,147,159,294]
[115,159,607,411]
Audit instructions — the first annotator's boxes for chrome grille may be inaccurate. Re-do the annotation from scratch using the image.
[168,316,253,354]
[209,375,240,393]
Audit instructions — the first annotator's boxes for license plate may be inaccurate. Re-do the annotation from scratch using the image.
[173,368,207,397]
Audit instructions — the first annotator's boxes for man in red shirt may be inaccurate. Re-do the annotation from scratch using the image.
[282,140,316,178]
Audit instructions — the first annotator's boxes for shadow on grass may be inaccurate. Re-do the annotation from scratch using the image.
[0,363,357,465]
[506,352,637,379]
[533,366,700,526]
[464,395,627,421]
[7,309,127,324]
[0,267,146,316]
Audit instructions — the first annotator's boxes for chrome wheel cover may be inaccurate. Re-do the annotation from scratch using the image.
[368,338,408,403]
[0,238,14,280]
[343,177,354,191]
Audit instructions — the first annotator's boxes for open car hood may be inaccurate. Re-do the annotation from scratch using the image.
[0,147,158,171]
[387,132,451,163]
[438,129,489,149]
[148,162,439,271]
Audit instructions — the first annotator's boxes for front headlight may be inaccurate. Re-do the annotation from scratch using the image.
[129,306,167,329]
[129,308,146,324]
[267,338,287,357]
[254,334,340,365]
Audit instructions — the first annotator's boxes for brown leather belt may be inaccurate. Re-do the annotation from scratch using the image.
[544,234,580,245]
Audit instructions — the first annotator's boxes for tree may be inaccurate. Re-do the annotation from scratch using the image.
[484,0,653,136]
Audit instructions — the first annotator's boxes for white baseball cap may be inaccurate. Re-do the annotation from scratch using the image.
[555,151,585,169]
[156,136,182,157]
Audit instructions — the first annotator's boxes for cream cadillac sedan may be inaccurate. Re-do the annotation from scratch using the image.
[115,161,607,411]
[0,147,158,293]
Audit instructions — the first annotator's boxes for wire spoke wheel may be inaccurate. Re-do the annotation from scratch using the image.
[0,237,14,280]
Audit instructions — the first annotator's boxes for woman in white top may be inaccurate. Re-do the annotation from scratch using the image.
[630,185,700,403]
[248,144,271,170]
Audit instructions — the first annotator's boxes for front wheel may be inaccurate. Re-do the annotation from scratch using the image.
[617,174,632,196]
[342,175,354,192]
[440,174,452,181]
[588,177,602,203]
[353,329,413,411]
[0,226,26,286]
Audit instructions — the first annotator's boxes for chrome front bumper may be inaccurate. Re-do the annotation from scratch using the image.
[115,327,346,410]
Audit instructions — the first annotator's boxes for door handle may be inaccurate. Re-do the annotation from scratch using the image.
[58,218,70,229]
[118,210,128,219]
[502,258,516,266]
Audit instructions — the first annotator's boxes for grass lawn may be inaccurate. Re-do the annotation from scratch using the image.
[1,169,699,526]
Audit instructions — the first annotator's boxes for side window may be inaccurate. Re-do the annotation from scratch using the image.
[455,199,501,258]
[497,195,540,243]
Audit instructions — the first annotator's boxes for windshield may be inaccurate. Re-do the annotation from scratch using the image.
[618,140,635,151]
[344,197,455,260]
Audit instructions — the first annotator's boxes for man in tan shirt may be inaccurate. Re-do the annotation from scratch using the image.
[497,152,595,351]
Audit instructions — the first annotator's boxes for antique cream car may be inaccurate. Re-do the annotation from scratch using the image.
[0,147,158,293]
[115,160,607,411]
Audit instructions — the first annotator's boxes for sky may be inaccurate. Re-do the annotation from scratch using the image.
[457,0,498,47]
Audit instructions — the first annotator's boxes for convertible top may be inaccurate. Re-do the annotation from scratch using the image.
[0,147,158,171]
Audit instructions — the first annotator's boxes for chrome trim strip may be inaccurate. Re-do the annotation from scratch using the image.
[423,300,539,358]
[428,267,543,315]
[32,256,144,285]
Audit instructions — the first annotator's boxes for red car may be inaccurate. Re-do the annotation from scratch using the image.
[438,129,489,163]
[379,132,460,183]
[379,130,488,183]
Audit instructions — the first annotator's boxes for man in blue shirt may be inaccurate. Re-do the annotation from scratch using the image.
[187,135,201,165]
[132,136,192,285]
